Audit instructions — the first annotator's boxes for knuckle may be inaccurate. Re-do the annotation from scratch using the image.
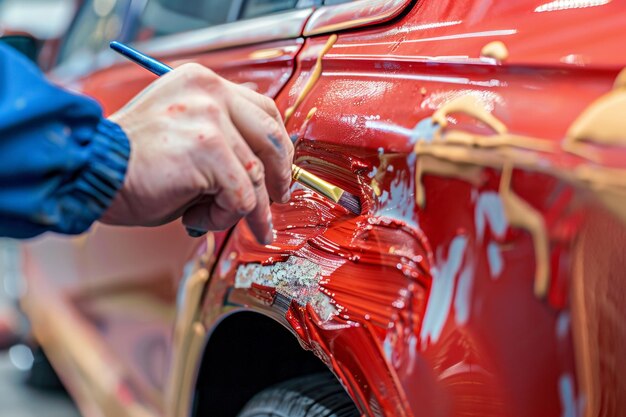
[180,63,222,88]
[263,118,284,148]
[249,161,265,185]
[261,95,280,117]
[204,99,223,117]
[223,171,256,214]
[180,63,210,77]
[238,185,257,213]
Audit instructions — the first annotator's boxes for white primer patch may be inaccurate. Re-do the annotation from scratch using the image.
[475,192,507,242]
[487,242,503,279]
[559,374,577,417]
[454,265,473,325]
[235,256,338,321]
[556,312,571,339]
[420,236,468,348]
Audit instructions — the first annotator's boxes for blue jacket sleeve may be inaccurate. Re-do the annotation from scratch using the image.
[0,44,130,238]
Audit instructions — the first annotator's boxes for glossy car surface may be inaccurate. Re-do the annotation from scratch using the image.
[22,0,626,416]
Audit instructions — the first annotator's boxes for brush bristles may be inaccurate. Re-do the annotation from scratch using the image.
[338,191,362,215]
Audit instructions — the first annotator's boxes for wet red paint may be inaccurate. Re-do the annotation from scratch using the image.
[244,160,256,171]
[203,2,626,413]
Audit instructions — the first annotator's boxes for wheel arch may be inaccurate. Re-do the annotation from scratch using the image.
[190,310,341,417]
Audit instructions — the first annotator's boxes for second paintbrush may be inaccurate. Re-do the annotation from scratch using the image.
[109,41,362,216]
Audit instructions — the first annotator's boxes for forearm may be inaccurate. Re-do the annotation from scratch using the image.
[0,44,130,238]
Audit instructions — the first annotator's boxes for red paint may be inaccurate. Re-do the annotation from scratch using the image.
[167,103,187,114]
[24,1,626,416]
[244,160,256,171]
[208,2,626,416]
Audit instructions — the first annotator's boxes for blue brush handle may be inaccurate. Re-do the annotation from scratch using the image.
[110,41,172,76]
[110,41,208,238]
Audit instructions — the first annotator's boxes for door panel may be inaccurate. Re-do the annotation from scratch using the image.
[82,38,304,115]
[208,1,626,416]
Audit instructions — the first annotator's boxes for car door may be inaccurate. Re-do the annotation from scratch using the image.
[203,0,626,416]
[23,1,313,415]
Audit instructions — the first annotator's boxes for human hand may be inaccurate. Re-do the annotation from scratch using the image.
[100,63,294,244]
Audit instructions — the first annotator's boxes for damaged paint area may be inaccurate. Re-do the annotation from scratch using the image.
[235,256,338,321]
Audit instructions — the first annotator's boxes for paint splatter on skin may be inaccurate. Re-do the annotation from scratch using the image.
[234,187,244,201]
[244,160,256,171]
[167,103,187,114]
[267,133,282,150]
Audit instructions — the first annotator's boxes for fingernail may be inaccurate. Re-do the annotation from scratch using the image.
[186,227,207,238]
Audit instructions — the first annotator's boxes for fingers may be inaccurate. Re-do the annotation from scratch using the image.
[222,117,273,245]
[226,85,294,204]
[189,131,257,216]
[229,82,295,155]
[182,116,273,244]
[182,200,240,237]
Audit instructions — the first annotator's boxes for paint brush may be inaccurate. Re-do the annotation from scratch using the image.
[291,165,360,214]
[109,42,362,230]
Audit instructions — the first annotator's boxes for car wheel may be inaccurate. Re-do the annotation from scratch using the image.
[237,373,359,417]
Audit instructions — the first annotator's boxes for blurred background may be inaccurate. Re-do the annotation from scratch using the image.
[1,2,78,412]
[0,0,75,38]
[0,238,81,416]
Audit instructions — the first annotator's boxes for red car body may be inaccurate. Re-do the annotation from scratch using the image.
[21,0,626,416]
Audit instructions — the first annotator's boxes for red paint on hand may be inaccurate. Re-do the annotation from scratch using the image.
[245,160,257,171]
[167,103,187,114]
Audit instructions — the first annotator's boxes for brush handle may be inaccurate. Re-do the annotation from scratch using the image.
[110,41,172,76]
[291,164,343,203]
[110,41,206,238]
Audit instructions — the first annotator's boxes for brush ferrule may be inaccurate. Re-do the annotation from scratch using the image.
[292,165,344,203]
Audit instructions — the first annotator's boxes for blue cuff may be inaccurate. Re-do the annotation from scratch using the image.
[46,119,131,235]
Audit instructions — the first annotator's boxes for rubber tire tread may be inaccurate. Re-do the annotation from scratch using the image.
[237,373,359,417]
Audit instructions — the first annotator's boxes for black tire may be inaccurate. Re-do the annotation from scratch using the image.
[237,373,359,417]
